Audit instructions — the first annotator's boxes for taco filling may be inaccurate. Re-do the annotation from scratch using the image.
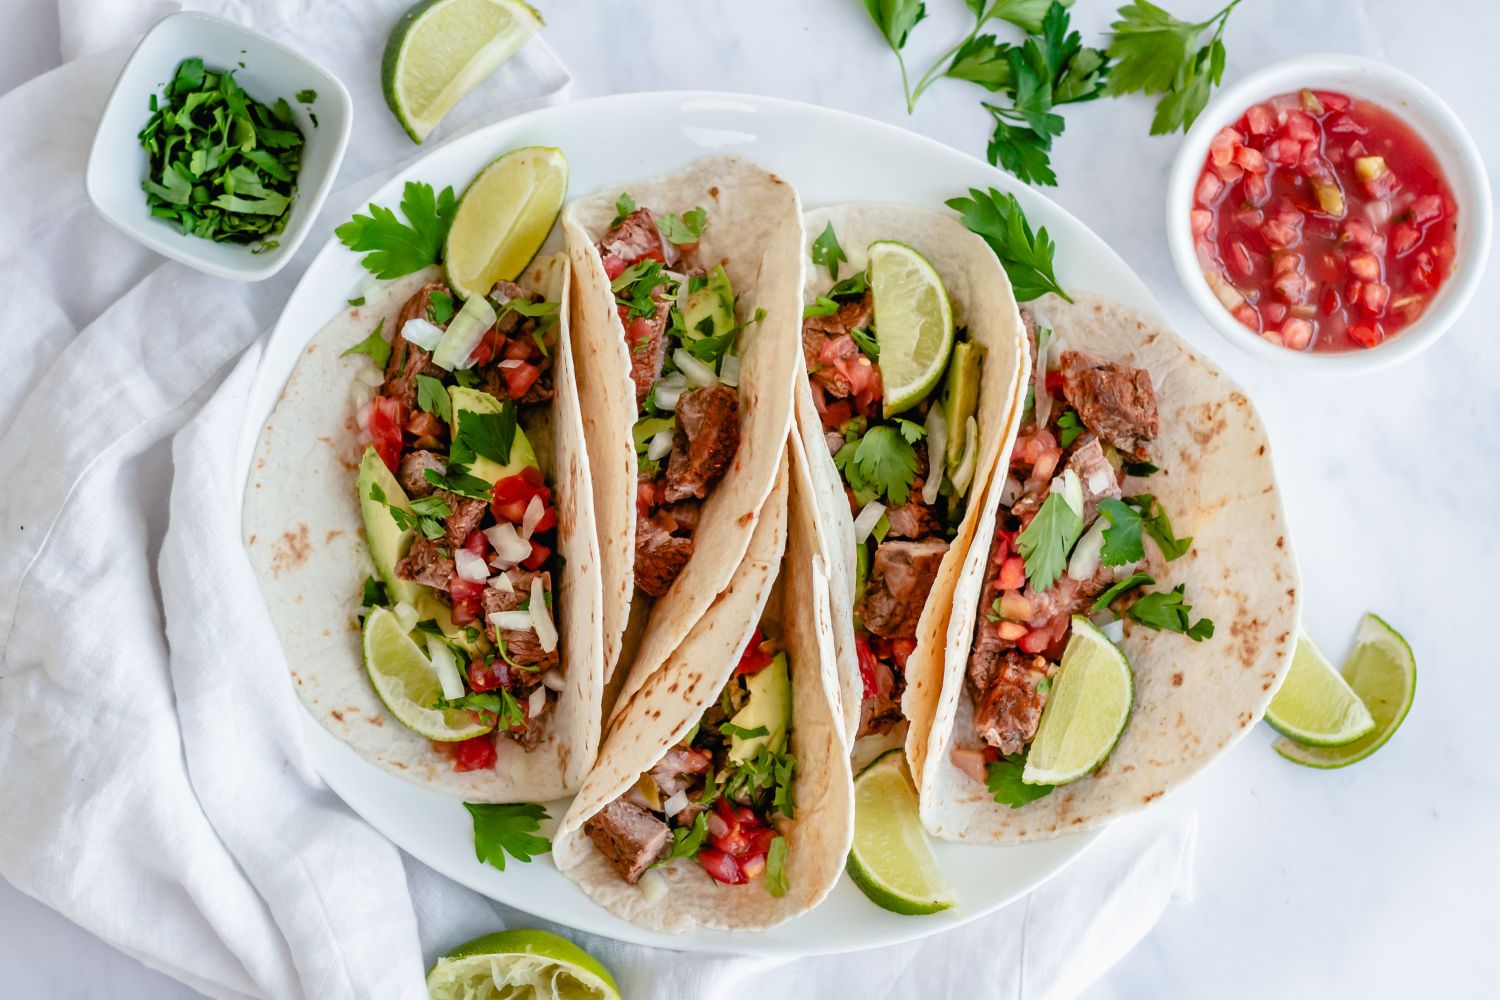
[802,229,985,740]
[584,627,797,893]
[594,197,758,598]
[354,270,570,772]
[956,311,1212,780]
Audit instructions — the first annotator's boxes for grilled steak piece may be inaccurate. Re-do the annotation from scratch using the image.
[883,494,943,539]
[1059,351,1158,458]
[480,572,558,671]
[664,385,740,503]
[383,282,448,410]
[634,514,694,597]
[1064,435,1122,524]
[443,493,488,549]
[968,648,1051,755]
[507,695,553,750]
[649,745,713,798]
[585,798,672,884]
[599,208,675,269]
[624,296,671,406]
[395,537,454,590]
[398,450,445,499]
[801,292,873,398]
[859,538,950,638]
[858,657,906,738]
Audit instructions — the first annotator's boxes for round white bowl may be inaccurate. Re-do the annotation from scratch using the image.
[1165,54,1492,374]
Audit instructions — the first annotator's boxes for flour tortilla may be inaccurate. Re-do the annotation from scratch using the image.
[563,155,803,708]
[244,261,606,801]
[553,445,853,932]
[918,293,1301,842]
[791,204,1030,765]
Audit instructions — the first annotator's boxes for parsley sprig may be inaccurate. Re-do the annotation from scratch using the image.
[463,802,551,871]
[335,181,457,279]
[946,188,1071,302]
[1106,0,1243,135]
[834,420,926,506]
[986,752,1053,807]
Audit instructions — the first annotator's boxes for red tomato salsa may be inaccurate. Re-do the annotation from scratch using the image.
[1191,89,1457,352]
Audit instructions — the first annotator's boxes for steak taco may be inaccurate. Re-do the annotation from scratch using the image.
[244,255,605,801]
[791,204,1029,753]
[562,155,803,705]
[552,442,853,932]
[917,294,1299,841]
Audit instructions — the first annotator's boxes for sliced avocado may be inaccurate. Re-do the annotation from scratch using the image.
[357,445,424,607]
[414,593,487,655]
[680,264,735,340]
[941,340,983,470]
[728,652,791,762]
[448,385,538,485]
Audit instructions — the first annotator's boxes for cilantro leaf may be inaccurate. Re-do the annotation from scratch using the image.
[1126,584,1214,640]
[947,35,1016,91]
[1015,489,1082,592]
[946,187,1071,302]
[360,575,390,608]
[811,222,849,281]
[837,425,921,506]
[409,494,453,519]
[423,466,491,501]
[765,835,790,897]
[1056,409,1083,447]
[1091,571,1154,613]
[340,319,390,369]
[985,109,1060,187]
[828,271,870,299]
[463,802,551,871]
[720,745,798,820]
[656,812,709,867]
[415,374,452,424]
[295,88,317,103]
[1121,457,1159,477]
[658,207,706,245]
[335,181,458,279]
[720,722,770,740]
[851,327,881,360]
[804,297,839,319]
[610,192,637,228]
[427,290,455,326]
[863,0,928,51]
[1125,494,1192,561]
[452,403,517,467]
[894,417,926,444]
[347,296,366,307]
[1096,497,1145,566]
[987,0,1074,34]
[611,260,673,319]
[985,754,1053,808]
[1107,0,1242,135]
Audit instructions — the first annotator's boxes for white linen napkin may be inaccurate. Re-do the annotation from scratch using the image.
[0,2,1195,998]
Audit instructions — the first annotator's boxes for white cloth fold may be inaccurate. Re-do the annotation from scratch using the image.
[0,2,1194,998]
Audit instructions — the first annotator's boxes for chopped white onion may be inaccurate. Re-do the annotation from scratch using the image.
[392,601,419,633]
[527,685,547,718]
[718,353,741,388]
[1033,332,1054,429]
[853,500,887,543]
[638,869,669,904]
[923,400,948,506]
[950,416,980,496]
[1100,618,1126,644]
[673,348,720,387]
[454,548,490,583]
[1053,468,1084,519]
[540,669,566,693]
[487,571,515,593]
[662,791,689,817]
[430,294,497,370]
[521,495,546,539]
[354,365,385,388]
[647,429,674,461]
[484,522,533,567]
[400,316,444,351]
[999,476,1022,508]
[355,400,374,433]
[706,811,730,839]
[1067,519,1107,582]
[424,636,465,701]
[489,610,534,631]
[1087,466,1115,496]
[530,575,558,654]
[654,384,683,410]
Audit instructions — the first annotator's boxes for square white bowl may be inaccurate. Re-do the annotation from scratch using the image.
[85,11,352,281]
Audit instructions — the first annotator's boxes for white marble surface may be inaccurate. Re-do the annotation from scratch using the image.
[2,0,1497,996]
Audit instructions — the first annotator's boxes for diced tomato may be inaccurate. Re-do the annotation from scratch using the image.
[468,327,505,368]
[855,632,878,699]
[1410,253,1438,290]
[522,539,550,571]
[708,799,749,854]
[1284,110,1317,142]
[1232,304,1259,331]
[1228,241,1253,277]
[505,337,536,362]
[1313,90,1351,111]
[502,362,542,400]
[624,315,658,357]
[369,395,406,473]
[1348,321,1383,347]
[1391,223,1421,256]
[1262,301,1288,325]
[467,658,506,692]
[1246,103,1274,135]
[1361,282,1390,315]
[742,825,778,856]
[1018,628,1052,654]
[1232,145,1267,174]
[890,638,917,670]
[997,556,1026,591]
[405,409,446,444]
[1265,137,1302,167]
[1044,371,1064,396]
[1280,319,1314,350]
[1194,171,1223,206]
[1209,126,1241,166]
[450,734,497,772]
[698,848,747,885]
[1244,171,1269,206]
[449,576,485,627]
[491,467,553,526]
[735,628,775,675]
[1190,208,1212,239]
[636,479,657,519]
[739,853,768,879]
[1410,194,1444,224]
[1347,253,1381,281]
[1319,286,1341,316]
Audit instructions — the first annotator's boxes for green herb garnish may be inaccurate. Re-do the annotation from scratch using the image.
[463,802,551,871]
[1126,584,1214,640]
[811,221,848,280]
[1106,0,1243,135]
[985,753,1053,808]
[335,181,457,279]
[1015,489,1082,593]
[946,188,1071,302]
[340,319,390,369]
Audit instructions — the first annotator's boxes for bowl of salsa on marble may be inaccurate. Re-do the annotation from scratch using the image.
[1168,55,1491,372]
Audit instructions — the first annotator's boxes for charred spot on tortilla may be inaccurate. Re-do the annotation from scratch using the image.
[1171,673,1184,687]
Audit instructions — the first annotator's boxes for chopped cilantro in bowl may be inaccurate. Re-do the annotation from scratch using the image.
[138,57,303,249]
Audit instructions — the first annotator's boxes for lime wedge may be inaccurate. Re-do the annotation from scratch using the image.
[382,0,544,144]
[443,146,567,300]
[428,929,620,1000]
[362,606,492,742]
[1022,616,1134,786]
[1265,629,1376,746]
[1274,614,1414,768]
[868,240,954,416]
[846,749,955,916]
